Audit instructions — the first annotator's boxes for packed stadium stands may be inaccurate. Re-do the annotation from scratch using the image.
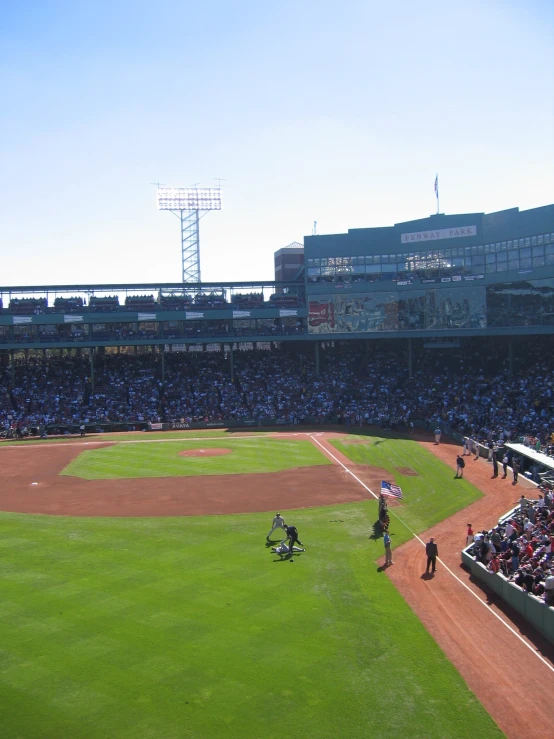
[470,493,554,605]
[2,339,554,443]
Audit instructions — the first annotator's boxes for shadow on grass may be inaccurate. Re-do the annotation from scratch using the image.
[273,551,305,563]
[369,519,386,540]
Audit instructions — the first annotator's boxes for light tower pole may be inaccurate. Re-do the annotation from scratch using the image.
[157,186,222,283]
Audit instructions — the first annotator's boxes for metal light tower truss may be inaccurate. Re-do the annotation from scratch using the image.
[157,187,222,283]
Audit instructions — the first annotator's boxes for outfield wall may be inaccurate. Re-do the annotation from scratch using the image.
[6,415,398,437]
[461,507,554,644]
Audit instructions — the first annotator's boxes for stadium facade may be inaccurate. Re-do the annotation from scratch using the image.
[304,203,554,339]
[1,203,553,368]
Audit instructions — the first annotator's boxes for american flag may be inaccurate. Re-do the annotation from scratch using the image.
[434,174,439,197]
[381,480,403,499]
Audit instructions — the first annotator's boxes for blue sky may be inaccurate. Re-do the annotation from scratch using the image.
[1,0,553,286]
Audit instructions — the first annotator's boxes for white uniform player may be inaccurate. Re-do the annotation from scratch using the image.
[267,513,286,542]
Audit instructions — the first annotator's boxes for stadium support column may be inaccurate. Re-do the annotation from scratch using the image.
[315,341,320,377]
[508,337,513,377]
[408,338,413,379]
[229,345,234,382]
[90,348,95,391]
[10,350,15,386]
[160,348,165,384]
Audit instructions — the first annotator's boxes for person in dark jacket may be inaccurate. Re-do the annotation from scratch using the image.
[455,454,465,478]
[425,537,438,574]
[512,456,520,484]
[502,453,509,479]
[492,449,499,478]
[284,525,304,555]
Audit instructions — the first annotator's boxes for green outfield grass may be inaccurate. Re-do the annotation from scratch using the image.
[60,437,332,479]
[331,434,483,538]
[0,503,501,739]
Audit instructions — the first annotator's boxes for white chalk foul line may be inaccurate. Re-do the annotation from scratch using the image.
[309,434,554,674]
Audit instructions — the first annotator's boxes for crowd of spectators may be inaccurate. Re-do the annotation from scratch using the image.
[1,292,305,315]
[1,341,554,443]
[471,492,554,606]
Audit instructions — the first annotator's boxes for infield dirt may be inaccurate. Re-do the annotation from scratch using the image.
[0,436,386,517]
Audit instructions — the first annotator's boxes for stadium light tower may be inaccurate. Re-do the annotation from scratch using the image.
[156,186,222,283]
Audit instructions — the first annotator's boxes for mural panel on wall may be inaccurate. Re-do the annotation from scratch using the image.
[308,287,487,334]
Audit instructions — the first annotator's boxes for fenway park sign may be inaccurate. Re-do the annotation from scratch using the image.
[401,225,476,244]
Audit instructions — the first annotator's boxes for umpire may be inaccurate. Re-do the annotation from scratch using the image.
[285,525,304,555]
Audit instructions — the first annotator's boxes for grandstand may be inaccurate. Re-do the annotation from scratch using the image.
[1,203,554,436]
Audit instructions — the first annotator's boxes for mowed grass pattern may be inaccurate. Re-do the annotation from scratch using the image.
[0,504,502,739]
[331,434,483,538]
[61,438,332,480]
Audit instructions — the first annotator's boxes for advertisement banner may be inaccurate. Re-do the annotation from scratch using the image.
[233,310,251,318]
[309,301,335,330]
[279,309,298,317]
[64,315,84,322]
[185,312,205,320]
[138,313,157,321]
[13,316,32,324]
[149,423,164,430]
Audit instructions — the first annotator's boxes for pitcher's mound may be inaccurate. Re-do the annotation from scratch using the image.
[179,448,232,458]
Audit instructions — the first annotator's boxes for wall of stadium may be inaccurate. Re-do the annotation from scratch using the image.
[305,204,554,338]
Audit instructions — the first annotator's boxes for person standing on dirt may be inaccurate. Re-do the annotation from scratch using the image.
[79,424,85,437]
[425,537,438,575]
[502,452,509,478]
[512,456,520,484]
[434,427,441,445]
[455,455,465,478]
[384,530,393,566]
[466,524,474,546]
[492,450,499,478]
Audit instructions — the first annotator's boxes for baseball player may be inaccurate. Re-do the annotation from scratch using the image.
[267,512,287,542]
